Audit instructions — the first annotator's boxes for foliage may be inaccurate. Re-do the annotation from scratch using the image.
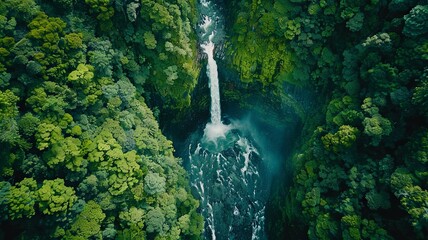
[3,0,427,239]
[65,200,106,239]
[7,178,38,220]
[145,207,166,233]
[0,0,203,239]
[0,90,18,120]
[144,172,166,195]
[403,5,428,37]
[37,178,77,215]
[321,125,358,152]
[237,0,428,239]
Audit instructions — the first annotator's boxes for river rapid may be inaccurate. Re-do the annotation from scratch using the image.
[188,1,269,239]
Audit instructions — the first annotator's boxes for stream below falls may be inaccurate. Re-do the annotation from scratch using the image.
[188,1,269,239]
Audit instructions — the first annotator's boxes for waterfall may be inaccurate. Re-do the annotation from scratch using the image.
[201,34,221,125]
[199,0,232,146]
[189,1,268,239]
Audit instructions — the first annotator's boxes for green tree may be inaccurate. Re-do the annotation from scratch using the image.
[8,178,38,220]
[88,39,115,77]
[20,154,48,179]
[35,122,63,150]
[145,207,165,233]
[322,125,359,152]
[397,185,428,230]
[144,172,166,195]
[341,215,361,240]
[309,213,338,240]
[361,98,392,146]
[0,89,18,120]
[65,200,106,239]
[119,207,145,228]
[3,0,39,21]
[346,12,364,32]
[403,5,428,37]
[77,174,98,197]
[37,178,77,215]
[143,31,157,49]
[365,190,390,210]
[84,0,114,21]
[68,64,94,85]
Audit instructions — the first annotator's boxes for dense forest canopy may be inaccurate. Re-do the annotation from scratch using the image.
[1,0,428,239]
[0,0,203,239]
[220,0,428,239]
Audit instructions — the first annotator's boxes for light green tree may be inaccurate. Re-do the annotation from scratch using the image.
[143,31,157,49]
[37,178,77,215]
[119,207,145,228]
[65,200,105,239]
[322,125,359,152]
[8,178,38,220]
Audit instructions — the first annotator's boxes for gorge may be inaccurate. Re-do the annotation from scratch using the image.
[187,1,269,239]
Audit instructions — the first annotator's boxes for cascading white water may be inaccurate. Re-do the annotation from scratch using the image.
[200,1,231,144]
[201,33,221,125]
[190,1,267,239]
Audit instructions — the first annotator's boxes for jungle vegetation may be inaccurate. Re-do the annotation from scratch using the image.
[1,0,428,239]
[222,0,428,239]
[0,0,203,239]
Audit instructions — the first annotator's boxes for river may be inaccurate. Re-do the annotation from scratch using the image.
[188,1,268,239]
